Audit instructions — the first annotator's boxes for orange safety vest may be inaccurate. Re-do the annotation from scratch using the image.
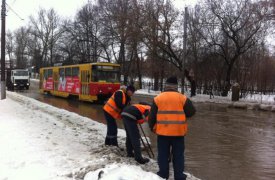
[121,104,151,124]
[154,92,187,136]
[103,90,126,119]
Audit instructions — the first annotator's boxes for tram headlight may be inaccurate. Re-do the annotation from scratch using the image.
[99,90,102,93]
[14,83,17,86]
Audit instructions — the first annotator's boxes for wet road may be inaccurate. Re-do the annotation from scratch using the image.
[15,80,275,180]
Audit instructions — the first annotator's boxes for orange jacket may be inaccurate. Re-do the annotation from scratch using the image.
[154,92,187,136]
[121,104,151,124]
[133,104,151,124]
[103,90,126,119]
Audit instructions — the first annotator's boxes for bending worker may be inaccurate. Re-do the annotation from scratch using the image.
[148,76,196,180]
[121,103,151,164]
[103,85,135,146]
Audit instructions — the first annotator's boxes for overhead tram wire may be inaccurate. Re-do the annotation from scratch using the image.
[11,0,17,4]
[5,2,24,20]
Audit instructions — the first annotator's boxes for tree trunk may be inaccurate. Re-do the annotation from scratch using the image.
[181,72,185,94]
[135,50,142,89]
[118,41,127,84]
[222,64,233,96]
[191,79,196,97]
[154,72,159,91]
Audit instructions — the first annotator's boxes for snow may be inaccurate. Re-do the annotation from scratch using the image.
[84,163,161,180]
[0,92,200,180]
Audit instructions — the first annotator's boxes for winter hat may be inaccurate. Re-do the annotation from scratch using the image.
[126,85,136,92]
[166,76,178,85]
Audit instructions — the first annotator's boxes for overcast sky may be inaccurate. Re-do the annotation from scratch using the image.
[5,0,198,31]
[6,0,86,31]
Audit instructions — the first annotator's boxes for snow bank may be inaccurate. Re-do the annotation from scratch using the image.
[259,104,272,111]
[84,163,199,180]
[84,163,162,180]
[136,89,160,96]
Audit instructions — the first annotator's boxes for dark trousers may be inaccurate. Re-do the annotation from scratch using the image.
[122,117,142,159]
[104,110,118,146]
[157,135,186,180]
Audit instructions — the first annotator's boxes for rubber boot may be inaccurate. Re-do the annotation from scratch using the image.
[135,156,149,164]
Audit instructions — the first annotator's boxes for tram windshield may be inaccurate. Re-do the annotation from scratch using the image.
[92,65,120,83]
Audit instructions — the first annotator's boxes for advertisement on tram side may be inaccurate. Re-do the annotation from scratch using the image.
[43,77,54,90]
[58,75,80,94]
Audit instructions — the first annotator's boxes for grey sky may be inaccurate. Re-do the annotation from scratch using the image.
[6,0,87,31]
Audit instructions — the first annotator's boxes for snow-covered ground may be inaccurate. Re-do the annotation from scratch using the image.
[0,92,200,180]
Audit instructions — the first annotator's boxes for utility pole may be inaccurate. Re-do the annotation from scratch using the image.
[0,0,6,100]
[181,6,188,94]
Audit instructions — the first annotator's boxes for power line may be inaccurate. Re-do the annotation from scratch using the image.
[5,2,24,20]
[11,0,17,5]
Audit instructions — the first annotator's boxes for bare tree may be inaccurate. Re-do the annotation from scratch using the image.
[126,0,144,88]
[198,0,270,95]
[99,0,136,84]
[67,3,111,63]
[141,0,190,91]
[29,8,63,67]
[6,31,14,68]
[14,27,30,68]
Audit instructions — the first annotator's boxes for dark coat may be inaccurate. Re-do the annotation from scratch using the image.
[121,105,144,122]
[114,90,131,110]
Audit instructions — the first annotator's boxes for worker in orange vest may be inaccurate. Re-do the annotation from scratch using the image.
[148,76,196,180]
[103,85,135,146]
[121,103,151,164]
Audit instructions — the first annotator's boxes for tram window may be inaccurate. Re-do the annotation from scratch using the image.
[92,68,98,82]
[91,65,119,83]
[43,69,48,79]
[48,69,53,77]
[59,68,65,77]
[72,67,79,77]
[100,71,119,83]
[65,68,72,77]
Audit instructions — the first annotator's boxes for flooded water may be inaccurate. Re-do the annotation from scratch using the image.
[186,104,275,180]
[16,81,275,180]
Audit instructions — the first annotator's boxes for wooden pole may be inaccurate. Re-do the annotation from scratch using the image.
[0,0,6,99]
